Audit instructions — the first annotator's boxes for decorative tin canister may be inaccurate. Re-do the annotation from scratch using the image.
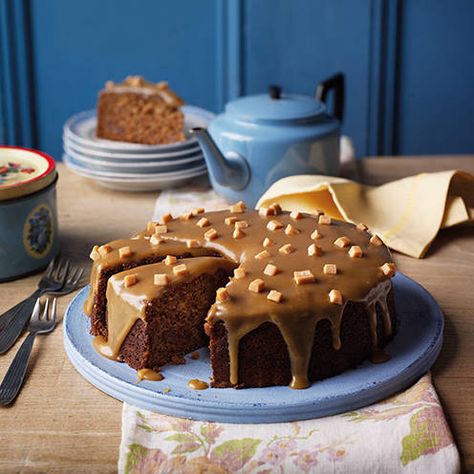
[0,146,59,281]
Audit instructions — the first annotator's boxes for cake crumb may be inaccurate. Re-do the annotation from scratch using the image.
[170,355,186,365]
[155,225,168,234]
[191,351,200,360]
[163,387,171,394]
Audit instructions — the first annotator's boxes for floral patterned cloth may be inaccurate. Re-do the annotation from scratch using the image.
[119,374,459,473]
[129,185,459,473]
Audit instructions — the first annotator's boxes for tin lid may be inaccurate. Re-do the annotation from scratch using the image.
[0,147,56,202]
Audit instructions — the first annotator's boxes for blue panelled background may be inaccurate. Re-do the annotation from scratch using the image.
[0,0,473,160]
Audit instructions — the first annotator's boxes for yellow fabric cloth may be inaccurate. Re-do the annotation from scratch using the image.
[257,170,474,258]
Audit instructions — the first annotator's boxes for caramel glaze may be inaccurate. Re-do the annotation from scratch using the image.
[85,208,395,389]
[188,379,209,390]
[137,368,164,382]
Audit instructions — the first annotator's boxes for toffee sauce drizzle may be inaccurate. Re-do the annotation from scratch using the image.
[84,208,395,389]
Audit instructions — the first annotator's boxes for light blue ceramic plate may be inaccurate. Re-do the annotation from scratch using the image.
[63,273,443,423]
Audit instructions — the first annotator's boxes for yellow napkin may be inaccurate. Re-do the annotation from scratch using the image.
[257,170,474,258]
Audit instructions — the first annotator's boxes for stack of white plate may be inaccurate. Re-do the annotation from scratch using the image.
[62,105,214,192]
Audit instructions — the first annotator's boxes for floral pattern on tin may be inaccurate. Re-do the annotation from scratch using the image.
[23,204,54,258]
[0,161,36,186]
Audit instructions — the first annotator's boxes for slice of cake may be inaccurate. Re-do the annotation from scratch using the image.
[85,205,397,389]
[95,257,236,371]
[96,75,185,145]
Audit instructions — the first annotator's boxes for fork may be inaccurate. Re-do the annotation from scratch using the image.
[0,259,68,354]
[0,298,57,405]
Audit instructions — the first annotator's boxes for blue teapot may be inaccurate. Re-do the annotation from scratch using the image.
[190,73,344,206]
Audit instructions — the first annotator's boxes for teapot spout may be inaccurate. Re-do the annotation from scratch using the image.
[190,128,250,191]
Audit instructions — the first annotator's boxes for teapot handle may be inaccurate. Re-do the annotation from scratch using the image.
[315,73,345,123]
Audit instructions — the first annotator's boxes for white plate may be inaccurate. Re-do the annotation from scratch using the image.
[64,105,215,153]
[64,154,207,180]
[64,145,204,174]
[63,137,202,161]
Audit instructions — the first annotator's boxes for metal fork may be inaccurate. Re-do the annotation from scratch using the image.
[0,298,57,405]
[0,259,68,354]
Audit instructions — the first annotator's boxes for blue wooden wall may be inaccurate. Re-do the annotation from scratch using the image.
[0,0,473,160]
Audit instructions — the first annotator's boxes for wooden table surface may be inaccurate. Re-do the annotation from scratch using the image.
[0,158,473,473]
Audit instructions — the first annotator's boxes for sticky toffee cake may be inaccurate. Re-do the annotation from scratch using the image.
[85,203,397,389]
[96,75,185,145]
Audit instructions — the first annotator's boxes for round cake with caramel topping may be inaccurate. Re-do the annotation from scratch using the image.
[85,202,396,389]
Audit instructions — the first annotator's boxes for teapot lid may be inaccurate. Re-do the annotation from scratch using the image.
[225,86,325,122]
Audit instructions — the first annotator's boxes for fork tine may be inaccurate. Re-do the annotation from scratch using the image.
[41,298,50,320]
[72,268,84,286]
[58,260,70,283]
[31,298,41,322]
[50,298,57,323]
[44,258,56,278]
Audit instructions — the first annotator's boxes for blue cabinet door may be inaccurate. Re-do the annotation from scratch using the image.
[1,0,473,158]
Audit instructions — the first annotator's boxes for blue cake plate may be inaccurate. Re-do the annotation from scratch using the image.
[63,273,443,423]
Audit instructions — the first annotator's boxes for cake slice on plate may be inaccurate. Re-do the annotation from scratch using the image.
[96,75,185,145]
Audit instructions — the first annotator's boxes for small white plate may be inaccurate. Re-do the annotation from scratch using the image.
[64,145,204,174]
[64,154,207,180]
[64,105,215,153]
[63,137,202,161]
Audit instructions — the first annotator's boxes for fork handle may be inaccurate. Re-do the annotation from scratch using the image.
[0,290,43,332]
[0,332,37,405]
[0,291,42,355]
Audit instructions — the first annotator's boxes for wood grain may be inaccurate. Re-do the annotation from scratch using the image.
[0,159,473,472]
